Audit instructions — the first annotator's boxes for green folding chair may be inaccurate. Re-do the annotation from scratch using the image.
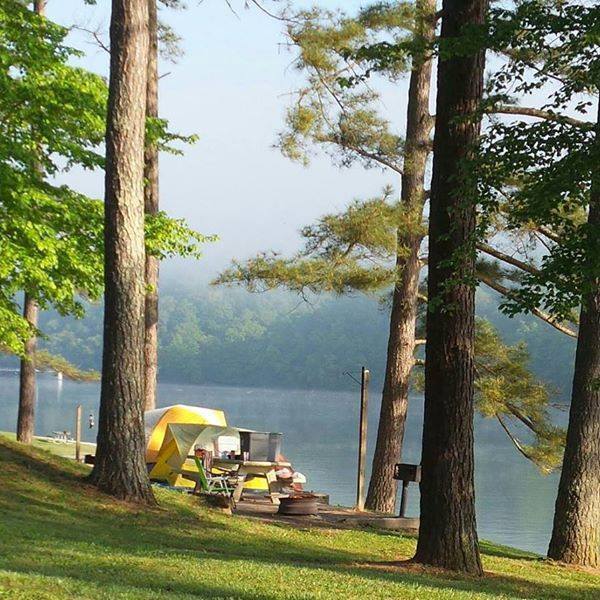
[193,455,233,496]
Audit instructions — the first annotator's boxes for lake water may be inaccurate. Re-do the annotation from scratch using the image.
[0,372,561,555]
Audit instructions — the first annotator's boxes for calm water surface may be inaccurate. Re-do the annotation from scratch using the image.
[0,373,560,555]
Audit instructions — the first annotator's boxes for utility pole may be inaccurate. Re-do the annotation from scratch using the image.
[356,366,370,511]
[75,404,82,462]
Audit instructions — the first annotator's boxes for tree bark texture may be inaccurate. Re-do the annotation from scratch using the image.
[17,294,38,445]
[89,0,155,504]
[17,0,46,446]
[547,104,600,568]
[144,0,159,412]
[365,0,436,514]
[33,1,47,14]
[413,0,487,575]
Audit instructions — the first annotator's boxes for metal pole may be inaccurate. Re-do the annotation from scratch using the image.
[399,480,409,517]
[75,404,82,462]
[356,366,369,511]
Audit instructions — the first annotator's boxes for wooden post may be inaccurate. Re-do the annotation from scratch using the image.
[75,404,82,462]
[356,367,369,511]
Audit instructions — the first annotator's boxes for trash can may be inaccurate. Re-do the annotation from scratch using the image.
[239,431,282,462]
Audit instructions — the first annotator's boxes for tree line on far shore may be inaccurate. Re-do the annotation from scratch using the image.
[2,284,572,394]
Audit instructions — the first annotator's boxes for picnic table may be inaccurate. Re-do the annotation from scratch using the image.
[212,458,292,504]
[51,431,73,443]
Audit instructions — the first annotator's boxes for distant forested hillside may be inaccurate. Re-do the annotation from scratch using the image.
[0,283,575,395]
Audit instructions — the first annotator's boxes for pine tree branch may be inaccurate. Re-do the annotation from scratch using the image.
[247,0,302,25]
[477,242,540,276]
[337,140,404,174]
[70,25,110,54]
[489,104,592,128]
[496,414,540,465]
[309,65,404,175]
[536,226,560,243]
[498,48,572,93]
[36,350,99,381]
[505,401,540,435]
[477,273,577,338]
[533,231,553,252]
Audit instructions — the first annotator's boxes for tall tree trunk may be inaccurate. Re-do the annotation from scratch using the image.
[144,0,159,412]
[89,0,154,504]
[16,294,38,444]
[547,104,600,568]
[365,0,435,514]
[16,0,47,445]
[413,0,487,575]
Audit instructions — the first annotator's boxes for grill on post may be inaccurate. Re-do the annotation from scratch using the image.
[393,463,421,518]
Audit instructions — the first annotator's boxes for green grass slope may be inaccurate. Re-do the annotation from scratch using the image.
[0,435,598,599]
[0,431,96,460]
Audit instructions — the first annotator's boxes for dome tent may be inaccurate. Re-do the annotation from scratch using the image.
[144,404,290,493]
[149,422,242,486]
[145,404,227,463]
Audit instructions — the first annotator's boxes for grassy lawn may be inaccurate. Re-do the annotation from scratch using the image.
[0,435,598,599]
[0,431,96,460]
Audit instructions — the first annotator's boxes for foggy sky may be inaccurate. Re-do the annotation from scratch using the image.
[48,1,410,283]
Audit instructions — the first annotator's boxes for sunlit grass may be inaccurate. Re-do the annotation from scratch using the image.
[0,431,96,460]
[0,434,598,599]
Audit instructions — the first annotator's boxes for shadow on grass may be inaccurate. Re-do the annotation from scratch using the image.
[352,560,598,600]
[3,542,598,600]
[1,438,599,600]
[1,566,279,600]
[1,436,86,480]
[479,539,543,561]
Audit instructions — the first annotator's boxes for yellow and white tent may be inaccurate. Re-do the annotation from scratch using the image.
[145,404,272,491]
[145,404,227,463]
[149,422,241,486]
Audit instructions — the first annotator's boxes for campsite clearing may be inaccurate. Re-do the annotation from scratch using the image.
[1,435,599,599]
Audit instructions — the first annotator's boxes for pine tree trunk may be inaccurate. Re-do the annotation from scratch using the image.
[365,0,435,513]
[16,294,38,445]
[547,106,600,568]
[413,0,487,575]
[89,0,155,504]
[144,0,159,412]
[16,0,46,446]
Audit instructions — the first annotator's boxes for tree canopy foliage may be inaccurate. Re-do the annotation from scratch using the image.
[477,1,599,322]
[0,1,106,352]
[0,1,211,356]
